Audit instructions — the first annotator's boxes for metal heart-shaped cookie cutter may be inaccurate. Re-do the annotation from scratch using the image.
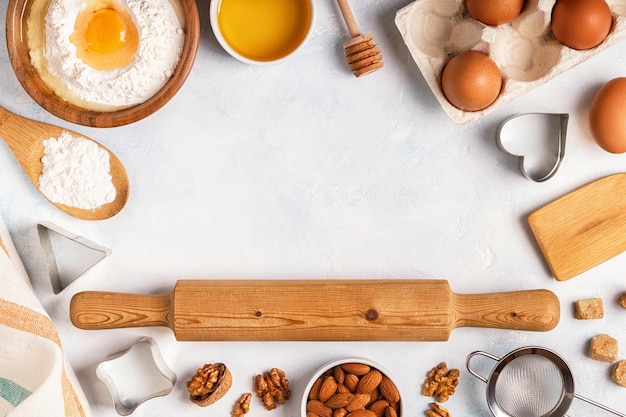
[496,113,569,182]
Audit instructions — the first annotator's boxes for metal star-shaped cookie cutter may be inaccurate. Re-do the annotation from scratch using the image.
[96,337,177,415]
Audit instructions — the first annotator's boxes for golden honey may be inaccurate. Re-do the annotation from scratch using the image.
[216,0,312,62]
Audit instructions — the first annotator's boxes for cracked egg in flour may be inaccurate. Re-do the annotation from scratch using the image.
[70,0,139,71]
[26,0,185,111]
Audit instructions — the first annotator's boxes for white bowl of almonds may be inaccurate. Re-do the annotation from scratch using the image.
[302,359,403,417]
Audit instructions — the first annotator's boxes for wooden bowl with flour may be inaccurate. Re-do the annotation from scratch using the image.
[5,0,199,128]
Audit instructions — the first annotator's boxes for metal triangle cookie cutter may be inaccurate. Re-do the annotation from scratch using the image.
[37,222,111,294]
[496,113,569,182]
[96,337,177,415]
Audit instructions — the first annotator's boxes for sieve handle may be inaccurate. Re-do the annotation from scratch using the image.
[466,350,501,383]
[574,394,626,417]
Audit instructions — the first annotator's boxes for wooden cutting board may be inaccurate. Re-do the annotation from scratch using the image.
[70,279,560,341]
[529,173,626,281]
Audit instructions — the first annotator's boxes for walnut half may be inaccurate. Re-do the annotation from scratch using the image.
[421,362,460,403]
[186,362,232,406]
[254,368,291,410]
[426,402,450,417]
[232,393,252,417]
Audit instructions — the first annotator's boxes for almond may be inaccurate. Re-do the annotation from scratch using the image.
[309,377,323,400]
[366,388,379,406]
[325,393,354,409]
[307,412,320,417]
[307,400,333,417]
[347,410,377,417]
[334,409,348,417]
[378,377,400,403]
[367,400,390,417]
[346,393,370,412]
[319,376,338,402]
[334,365,346,384]
[357,370,383,394]
[337,383,351,394]
[341,363,371,376]
[385,406,397,417]
[344,374,359,392]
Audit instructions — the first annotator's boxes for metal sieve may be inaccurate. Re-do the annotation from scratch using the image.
[466,346,626,417]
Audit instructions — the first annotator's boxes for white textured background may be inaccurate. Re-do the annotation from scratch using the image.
[2,0,626,416]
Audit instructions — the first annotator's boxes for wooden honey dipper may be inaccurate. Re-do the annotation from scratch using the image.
[336,0,384,77]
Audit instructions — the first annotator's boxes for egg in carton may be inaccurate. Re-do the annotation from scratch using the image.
[395,0,626,125]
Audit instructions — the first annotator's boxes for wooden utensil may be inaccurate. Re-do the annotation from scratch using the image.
[335,0,383,77]
[529,173,626,281]
[6,0,200,127]
[0,106,129,220]
[70,279,560,341]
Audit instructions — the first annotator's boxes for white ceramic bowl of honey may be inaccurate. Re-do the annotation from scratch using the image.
[209,0,315,65]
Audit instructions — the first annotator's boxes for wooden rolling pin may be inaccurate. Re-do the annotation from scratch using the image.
[70,280,560,341]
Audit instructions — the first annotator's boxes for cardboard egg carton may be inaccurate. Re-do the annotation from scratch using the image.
[395,0,626,124]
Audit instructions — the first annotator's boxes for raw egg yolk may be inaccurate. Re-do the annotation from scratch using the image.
[70,1,138,71]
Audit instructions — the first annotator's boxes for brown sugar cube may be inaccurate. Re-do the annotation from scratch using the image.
[575,298,604,319]
[618,293,626,308]
[613,360,626,387]
[589,334,618,363]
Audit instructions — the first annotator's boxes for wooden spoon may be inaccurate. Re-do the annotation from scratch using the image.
[0,106,129,220]
[336,0,384,77]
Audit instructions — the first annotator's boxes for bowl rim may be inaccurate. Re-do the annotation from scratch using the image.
[209,0,315,65]
[5,0,200,128]
[300,357,404,417]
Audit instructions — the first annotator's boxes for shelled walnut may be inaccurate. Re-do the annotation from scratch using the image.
[232,393,252,417]
[186,362,232,406]
[421,362,459,403]
[425,402,450,417]
[254,368,291,410]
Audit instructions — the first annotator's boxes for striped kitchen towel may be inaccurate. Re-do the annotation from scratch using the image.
[0,217,90,417]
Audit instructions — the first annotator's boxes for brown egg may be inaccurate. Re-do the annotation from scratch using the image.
[589,78,626,153]
[441,51,502,112]
[551,0,613,50]
[466,0,525,26]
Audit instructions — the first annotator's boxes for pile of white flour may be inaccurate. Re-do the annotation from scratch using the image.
[39,131,116,210]
[44,0,185,106]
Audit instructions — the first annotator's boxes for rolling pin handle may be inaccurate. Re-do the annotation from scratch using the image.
[70,291,173,331]
[453,289,560,332]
